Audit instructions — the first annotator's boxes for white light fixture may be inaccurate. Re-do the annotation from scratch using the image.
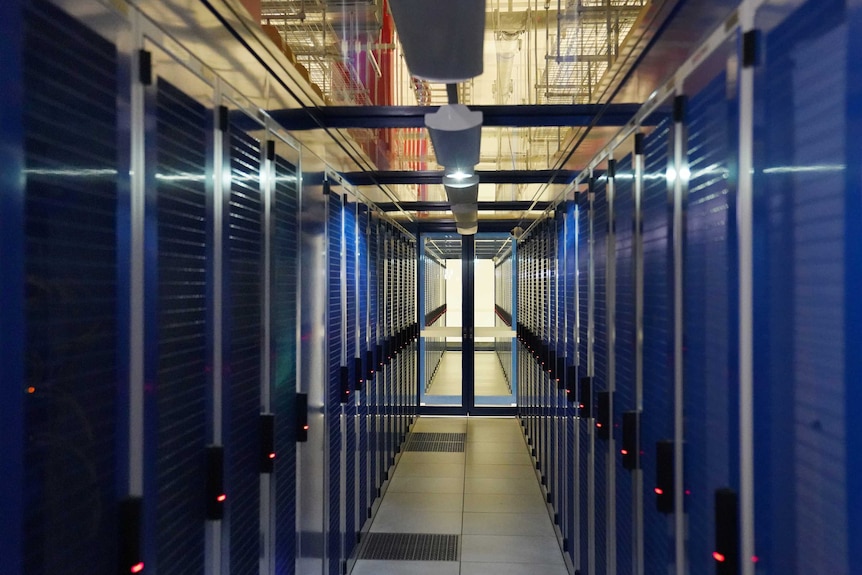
[425,104,483,173]
[388,0,486,82]
[442,172,480,189]
[444,182,479,205]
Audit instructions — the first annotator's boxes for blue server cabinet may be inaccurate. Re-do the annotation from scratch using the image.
[577,188,592,575]
[614,153,636,575]
[273,152,299,575]
[22,3,119,572]
[640,115,673,575]
[154,79,210,575]
[342,199,357,559]
[683,68,739,575]
[326,189,343,575]
[565,199,578,565]
[357,205,370,529]
[227,126,263,575]
[752,0,862,571]
[592,174,609,575]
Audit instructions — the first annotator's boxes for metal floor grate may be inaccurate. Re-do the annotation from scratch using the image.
[358,533,459,561]
[403,432,466,452]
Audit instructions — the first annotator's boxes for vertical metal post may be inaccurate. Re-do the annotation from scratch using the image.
[0,0,25,566]
[606,156,617,575]
[129,12,146,501]
[207,79,227,575]
[573,196,581,569]
[587,173,596,575]
[738,6,757,575]
[462,234,475,412]
[511,238,518,398]
[260,134,275,575]
[672,93,688,575]
[633,133,645,575]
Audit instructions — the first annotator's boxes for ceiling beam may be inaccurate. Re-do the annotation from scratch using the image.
[265,103,654,130]
[375,201,552,212]
[342,169,578,186]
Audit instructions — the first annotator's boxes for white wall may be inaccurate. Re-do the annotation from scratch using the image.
[443,258,496,342]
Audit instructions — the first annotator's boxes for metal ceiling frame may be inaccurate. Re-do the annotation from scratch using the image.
[340,169,578,186]
[265,102,656,130]
[374,200,551,212]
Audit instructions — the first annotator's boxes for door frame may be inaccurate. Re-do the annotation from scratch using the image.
[417,231,517,416]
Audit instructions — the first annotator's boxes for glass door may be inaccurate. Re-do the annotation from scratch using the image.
[419,233,517,414]
[472,234,517,408]
[419,234,464,408]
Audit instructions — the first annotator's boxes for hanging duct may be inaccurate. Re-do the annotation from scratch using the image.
[425,104,483,173]
[388,0,486,82]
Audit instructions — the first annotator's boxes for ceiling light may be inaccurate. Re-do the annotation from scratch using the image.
[425,104,483,172]
[442,172,480,189]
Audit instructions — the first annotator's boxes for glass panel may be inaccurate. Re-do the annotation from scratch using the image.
[420,234,462,406]
[474,234,517,407]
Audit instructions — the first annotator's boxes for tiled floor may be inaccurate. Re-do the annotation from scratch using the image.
[426,351,511,397]
[352,417,569,575]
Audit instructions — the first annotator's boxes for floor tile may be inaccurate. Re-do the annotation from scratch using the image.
[465,441,528,453]
[459,562,570,575]
[462,491,547,514]
[394,462,465,478]
[377,491,463,512]
[411,417,467,433]
[466,450,533,466]
[351,416,567,575]
[351,560,460,575]
[461,512,556,537]
[397,451,465,465]
[369,508,463,534]
[467,429,525,442]
[460,534,565,565]
[464,464,537,480]
[388,476,465,494]
[464,477,543,495]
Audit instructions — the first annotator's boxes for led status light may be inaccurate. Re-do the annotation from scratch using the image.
[216,494,227,503]
[654,488,663,495]
[131,562,145,573]
[712,552,726,563]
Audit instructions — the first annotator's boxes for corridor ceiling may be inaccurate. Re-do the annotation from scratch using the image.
[254,0,740,230]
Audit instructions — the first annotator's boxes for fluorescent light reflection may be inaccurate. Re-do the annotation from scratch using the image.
[24,168,118,178]
[156,173,207,182]
[763,164,845,174]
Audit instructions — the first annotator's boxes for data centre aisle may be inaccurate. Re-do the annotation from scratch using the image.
[351,417,568,575]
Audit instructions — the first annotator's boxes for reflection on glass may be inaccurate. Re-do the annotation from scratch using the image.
[421,235,462,406]
[474,234,517,407]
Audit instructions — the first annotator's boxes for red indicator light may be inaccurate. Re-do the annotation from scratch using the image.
[217,494,227,502]
[620,449,629,455]
[654,488,663,495]
[685,490,691,495]
[131,562,145,574]
[303,425,309,430]
[713,552,726,563]
[596,423,603,428]
[269,452,276,459]
[752,556,759,563]
[27,386,36,394]
[579,403,585,408]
